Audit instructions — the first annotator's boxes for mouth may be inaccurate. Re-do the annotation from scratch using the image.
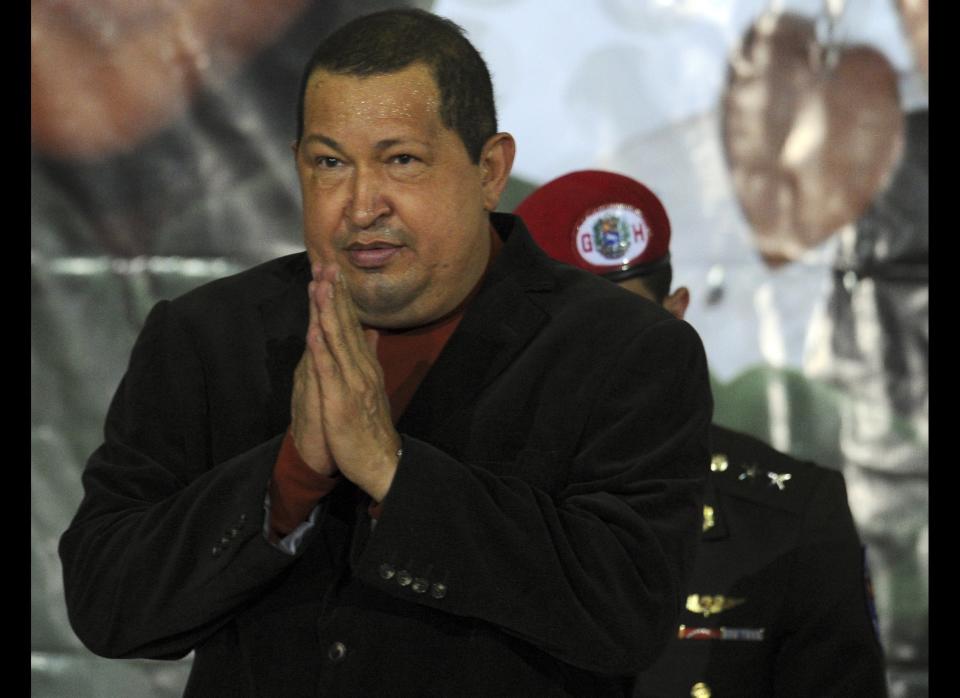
[344,241,404,269]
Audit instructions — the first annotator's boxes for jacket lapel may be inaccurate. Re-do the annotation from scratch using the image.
[259,253,311,435]
[396,215,554,444]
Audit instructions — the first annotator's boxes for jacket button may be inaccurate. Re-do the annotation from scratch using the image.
[219,536,231,546]
[378,563,395,580]
[430,582,447,599]
[396,570,413,587]
[412,577,429,594]
[211,546,221,557]
[327,641,347,663]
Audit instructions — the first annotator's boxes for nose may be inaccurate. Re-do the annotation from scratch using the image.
[345,166,391,229]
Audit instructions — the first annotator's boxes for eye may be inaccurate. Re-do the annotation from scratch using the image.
[314,156,341,168]
[390,154,417,165]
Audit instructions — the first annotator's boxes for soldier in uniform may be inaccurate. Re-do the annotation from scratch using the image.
[515,170,889,697]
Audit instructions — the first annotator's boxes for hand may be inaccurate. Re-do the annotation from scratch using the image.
[308,262,402,502]
[289,282,337,477]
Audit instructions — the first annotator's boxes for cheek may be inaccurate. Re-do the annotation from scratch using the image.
[302,186,342,225]
[421,180,482,227]
[301,201,342,255]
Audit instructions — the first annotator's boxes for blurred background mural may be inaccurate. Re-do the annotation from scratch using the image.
[31,0,927,695]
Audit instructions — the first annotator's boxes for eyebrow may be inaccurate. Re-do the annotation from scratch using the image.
[301,134,430,153]
[301,134,344,153]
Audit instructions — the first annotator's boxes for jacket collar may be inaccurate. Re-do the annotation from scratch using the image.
[259,251,311,345]
[256,215,555,438]
[396,214,553,439]
[258,253,311,434]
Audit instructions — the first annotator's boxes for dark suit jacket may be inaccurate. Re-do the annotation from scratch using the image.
[633,425,889,697]
[59,214,713,697]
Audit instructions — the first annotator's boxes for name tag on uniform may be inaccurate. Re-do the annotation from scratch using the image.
[678,625,766,641]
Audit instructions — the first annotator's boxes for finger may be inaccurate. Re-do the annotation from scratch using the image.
[307,281,338,368]
[317,266,373,379]
[326,264,368,360]
[313,275,349,373]
[307,278,321,334]
[290,355,315,436]
[363,328,379,355]
[334,273,385,387]
[332,265,366,334]
[308,281,344,382]
[300,273,323,392]
[306,275,350,390]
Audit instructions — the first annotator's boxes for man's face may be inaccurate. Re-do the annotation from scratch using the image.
[295,63,497,329]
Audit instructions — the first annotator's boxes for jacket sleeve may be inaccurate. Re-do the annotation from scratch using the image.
[773,469,890,696]
[58,300,318,660]
[350,317,712,676]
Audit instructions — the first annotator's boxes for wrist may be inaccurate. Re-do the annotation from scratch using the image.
[365,440,403,504]
[289,427,337,477]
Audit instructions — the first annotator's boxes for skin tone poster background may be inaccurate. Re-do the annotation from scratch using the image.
[31,0,927,695]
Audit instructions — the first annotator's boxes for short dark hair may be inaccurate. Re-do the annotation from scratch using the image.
[613,263,673,304]
[601,253,673,303]
[295,8,498,163]
[639,264,673,304]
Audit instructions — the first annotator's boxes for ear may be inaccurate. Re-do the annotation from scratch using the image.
[478,132,516,211]
[662,286,690,320]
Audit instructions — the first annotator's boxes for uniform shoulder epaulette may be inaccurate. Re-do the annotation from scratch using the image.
[706,425,839,514]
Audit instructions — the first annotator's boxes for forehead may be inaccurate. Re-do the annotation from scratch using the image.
[303,64,443,135]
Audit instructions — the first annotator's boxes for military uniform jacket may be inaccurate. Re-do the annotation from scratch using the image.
[59,214,713,697]
[633,424,888,697]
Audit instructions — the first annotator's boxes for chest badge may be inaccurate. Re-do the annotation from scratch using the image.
[686,594,745,617]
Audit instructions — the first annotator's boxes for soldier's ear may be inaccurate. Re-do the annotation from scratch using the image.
[663,286,690,320]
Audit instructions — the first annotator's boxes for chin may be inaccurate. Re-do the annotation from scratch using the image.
[351,281,413,317]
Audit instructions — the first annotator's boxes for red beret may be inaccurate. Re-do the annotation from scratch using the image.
[514,170,671,279]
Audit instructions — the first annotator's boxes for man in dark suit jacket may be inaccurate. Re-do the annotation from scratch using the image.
[516,169,889,697]
[58,11,713,697]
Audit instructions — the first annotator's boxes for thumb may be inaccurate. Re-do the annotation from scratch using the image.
[363,328,380,354]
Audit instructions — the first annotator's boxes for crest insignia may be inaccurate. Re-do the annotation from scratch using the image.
[593,214,631,260]
[574,203,651,268]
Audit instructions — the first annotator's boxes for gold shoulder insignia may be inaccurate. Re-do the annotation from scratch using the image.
[702,505,715,532]
[767,471,792,490]
[710,453,728,472]
[686,594,745,617]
